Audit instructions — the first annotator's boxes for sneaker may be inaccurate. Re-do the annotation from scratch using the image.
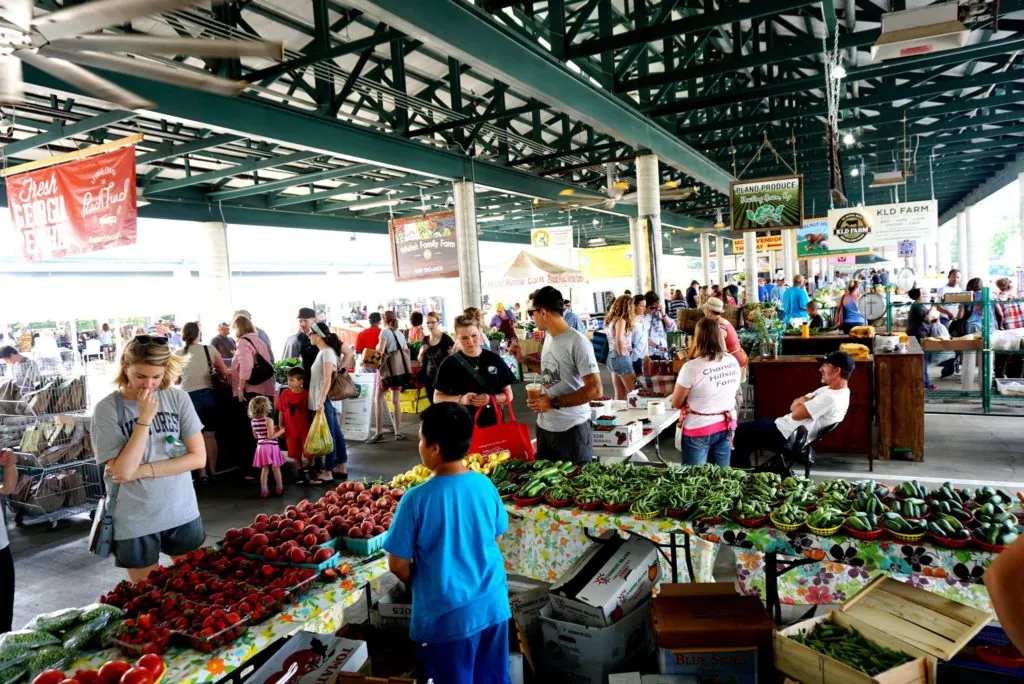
[925,384,937,391]
[260,488,269,498]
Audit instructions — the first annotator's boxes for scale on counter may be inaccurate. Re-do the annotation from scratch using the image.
[896,267,916,292]
[860,293,887,323]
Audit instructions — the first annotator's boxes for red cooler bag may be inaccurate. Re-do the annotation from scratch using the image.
[469,396,536,462]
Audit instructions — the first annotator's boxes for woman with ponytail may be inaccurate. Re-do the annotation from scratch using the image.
[176,322,229,482]
[307,322,351,482]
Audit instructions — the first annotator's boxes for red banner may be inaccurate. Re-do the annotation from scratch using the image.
[7,146,138,261]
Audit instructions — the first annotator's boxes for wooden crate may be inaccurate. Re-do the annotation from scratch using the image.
[775,575,990,684]
[920,338,983,352]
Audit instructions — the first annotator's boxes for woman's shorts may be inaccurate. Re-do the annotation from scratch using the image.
[606,351,635,376]
[113,517,205,569]
[188,388,217,432]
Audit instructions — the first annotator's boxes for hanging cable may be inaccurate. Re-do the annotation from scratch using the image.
[928,151,935,201]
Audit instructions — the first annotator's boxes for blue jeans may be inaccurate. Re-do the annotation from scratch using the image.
[681,430,732,466]
[418,621,509,684]
[319,399,347,470]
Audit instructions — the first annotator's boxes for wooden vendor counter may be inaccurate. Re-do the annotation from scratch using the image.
[748,337,926,469]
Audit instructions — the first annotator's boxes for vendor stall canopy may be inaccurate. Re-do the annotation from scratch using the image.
[487,250,585,288]
[2,0,1023,254]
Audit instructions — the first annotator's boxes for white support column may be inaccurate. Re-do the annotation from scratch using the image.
[744,232,758,303]
[453,179,481,310]
[921,241,932,275]
[937,220,953,275]
[636,154,662,292]
[699,233,711,287]
[967,204,988,282]
[198,221,233,332]
[956,210,969,274]
[782,232,795,284]
[715,236,726,285]
[819,257,829,280]
[913,241,926,276]
[1020,172,1024,273]
[629,217,648,294]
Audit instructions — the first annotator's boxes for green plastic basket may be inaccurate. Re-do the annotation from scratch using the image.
[345,530,389,556]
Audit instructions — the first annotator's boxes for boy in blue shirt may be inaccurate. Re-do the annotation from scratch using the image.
[384,402,511,684]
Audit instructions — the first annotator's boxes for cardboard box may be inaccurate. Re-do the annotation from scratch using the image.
[334,677,415,684]
[657,646,759,683]
[550,534,660,628]
[609,675,698,684]
[775,575,991,684]
[508,574,551,675]
[245,631,369,683]
[540,600,653,684]
[592,422,643,448]
[921,337,983,352]
[626,391,669,409]
[369,583,412,635]
[650,583,774,683]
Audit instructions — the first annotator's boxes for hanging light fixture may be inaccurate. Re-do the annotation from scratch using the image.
[851,167,860,177]
[714,208,725,229]
[843,132,855,146]
[831,64,847,80]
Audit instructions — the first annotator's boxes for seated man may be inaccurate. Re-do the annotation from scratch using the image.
[731,351,854,467]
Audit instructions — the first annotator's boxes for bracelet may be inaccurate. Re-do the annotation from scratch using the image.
[136,422,150,427]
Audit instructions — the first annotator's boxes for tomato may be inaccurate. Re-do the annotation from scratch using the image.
[134,655,163,677]
[73,672,101,684]
[118,668,154,684]
[59,679,80,684]
[97,661,131,684]
[32,672,68,684]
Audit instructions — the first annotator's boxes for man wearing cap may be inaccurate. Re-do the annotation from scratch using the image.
[731,351,854,467]
[210,322,236,368]
[234,309,275,363]
[768,272,788,304]
[283,307,321,388]
[702,297,747,368]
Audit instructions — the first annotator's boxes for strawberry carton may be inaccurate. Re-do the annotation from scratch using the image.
[591,421,642,448]
[246,630,369,683]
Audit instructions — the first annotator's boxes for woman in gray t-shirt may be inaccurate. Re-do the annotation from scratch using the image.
[91,336,207,580]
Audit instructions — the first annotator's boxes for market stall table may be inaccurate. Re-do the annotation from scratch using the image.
[500,503,995,623]
[594,408,680,464]
[71,555,389,684]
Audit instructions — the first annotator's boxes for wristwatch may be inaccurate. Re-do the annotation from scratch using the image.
[551,396,562,410]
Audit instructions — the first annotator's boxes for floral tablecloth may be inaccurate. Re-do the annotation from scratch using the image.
[71,556,389,684]
[501,504,720,583]
[501,503,995,613]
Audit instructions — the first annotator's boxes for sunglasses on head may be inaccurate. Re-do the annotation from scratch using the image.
[134,335,168,346]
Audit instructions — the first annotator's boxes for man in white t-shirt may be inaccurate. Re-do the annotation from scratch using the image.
[730,351,854,467]
[935,268,962,324]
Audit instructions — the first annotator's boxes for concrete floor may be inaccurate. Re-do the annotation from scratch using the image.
[10,376,1023,628]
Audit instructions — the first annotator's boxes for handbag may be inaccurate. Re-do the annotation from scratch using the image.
[204,345,232,401]
[379,330,412,389]
[89,393,131,557]
[242,337,274,385]
[328,367,359,400]
[468,395,536,462]
[361,348,383,371]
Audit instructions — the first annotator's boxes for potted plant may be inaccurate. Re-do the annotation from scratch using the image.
[486,330,505,352]
[753,316,780,359]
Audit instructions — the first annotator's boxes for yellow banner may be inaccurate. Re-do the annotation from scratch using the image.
[732,234,783,254]
[579,244,633,279]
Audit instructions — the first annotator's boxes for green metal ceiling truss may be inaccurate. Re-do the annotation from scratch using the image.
[5,0,1022,253]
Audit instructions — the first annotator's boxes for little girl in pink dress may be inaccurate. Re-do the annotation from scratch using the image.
[248,395,285,497]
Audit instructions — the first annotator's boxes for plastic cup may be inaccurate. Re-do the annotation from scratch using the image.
[526,383,545,400]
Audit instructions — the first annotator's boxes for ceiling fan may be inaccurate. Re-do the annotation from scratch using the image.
[0,0,284,109]
[532,180,697,212]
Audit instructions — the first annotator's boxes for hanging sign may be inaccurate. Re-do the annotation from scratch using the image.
[732,234,783,254]
[530,226,572,249]
[729,174,803,232]
[7,146,138,261]
[898,240,916,258]
[389,211,459,281]
[579,244,633,279]
[797,217,868,259]
[825,200,938,252]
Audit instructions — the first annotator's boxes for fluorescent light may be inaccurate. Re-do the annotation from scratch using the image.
[350,199,398,211]
[843,132,855,145]
[587,238,606,246]
[478,215,505,222]
[851,167,860,177]
[672,247,685,253]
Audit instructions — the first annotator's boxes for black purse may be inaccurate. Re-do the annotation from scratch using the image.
[243,338,274,384]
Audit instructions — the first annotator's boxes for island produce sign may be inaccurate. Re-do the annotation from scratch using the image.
[729,174,803,232]
[7,146,138,261]
[389,210,459,281]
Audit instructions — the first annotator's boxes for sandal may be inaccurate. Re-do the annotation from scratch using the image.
[394,434,408,442]
[366,433,386,444]
[332,469,349,481]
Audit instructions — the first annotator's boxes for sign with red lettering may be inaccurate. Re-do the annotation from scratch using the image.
[389,211,459,281]
[7,146,137,261]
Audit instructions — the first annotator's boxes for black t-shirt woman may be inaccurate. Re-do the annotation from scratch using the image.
[433,315,517,427]
[417,311,454,402]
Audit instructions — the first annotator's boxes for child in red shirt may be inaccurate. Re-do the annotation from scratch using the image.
[276,367,313,483]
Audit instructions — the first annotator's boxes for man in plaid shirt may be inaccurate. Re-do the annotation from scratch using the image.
[997,278,1024,330]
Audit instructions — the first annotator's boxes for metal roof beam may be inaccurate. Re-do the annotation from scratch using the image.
[146,151,321,195]
[407,101,545,137]
[567,0,815,58]
[205,163,379,201]
[3,108,134,156]
[271,174,412,208]
[342,0,732,192]
[246,29,400,86]
[136,133,246,165]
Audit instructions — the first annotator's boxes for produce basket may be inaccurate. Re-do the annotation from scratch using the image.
[666,507,691,520]
[110,631,170,657]
[842,523,884,541]
[698,516,724,525]
[733,513,768,528]
[770,512,804,533]
[345,531,388,557]
[574,500,601,511]
[171,616,249,654]
[512,494,542,506]
[806,522,843,537]
[631,507,660,521]
[888,529,926,543]
[927,532,972,550]
[543,495,571,508]
[972,533,1009,553]
[603,501,629,513]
